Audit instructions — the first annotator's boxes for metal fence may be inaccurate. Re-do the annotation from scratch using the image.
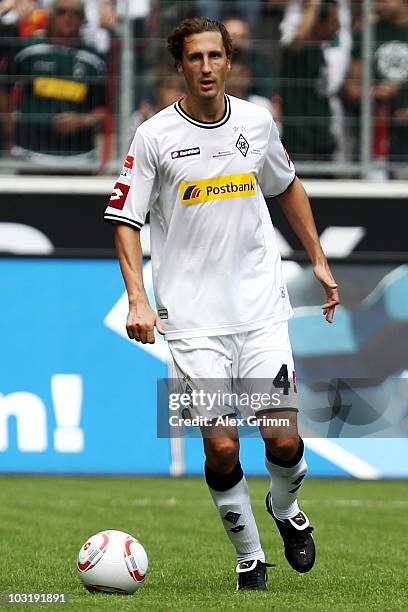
[0,0,407,177]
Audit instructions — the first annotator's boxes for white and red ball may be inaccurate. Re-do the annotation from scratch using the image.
[77,530,148,594]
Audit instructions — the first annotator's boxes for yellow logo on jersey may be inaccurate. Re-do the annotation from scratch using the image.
[180,173,256,205]
[34,77,88,103]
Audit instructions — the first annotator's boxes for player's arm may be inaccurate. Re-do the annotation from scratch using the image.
[115,224,164,344]
[105,124,160,342]
[277,177,340,323]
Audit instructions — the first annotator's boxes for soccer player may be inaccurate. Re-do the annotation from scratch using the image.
[104,17,339,591]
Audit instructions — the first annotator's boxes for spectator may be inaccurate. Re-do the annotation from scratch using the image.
[0,32,10,156]
[0,16,12,156]
[9,0,107,170]
[223,15,279,102]
[1,1,48,157]
[280,0,352,161]
[116,0,152,106]
[226,48,280,121]
[279,0,339,161]
[346,0,408,166]
[195,0,262,33]
[41,0,116,54]
[128,65,184,141]
[79,0,116,55]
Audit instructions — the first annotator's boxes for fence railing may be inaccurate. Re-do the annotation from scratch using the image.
[0,0,407,177]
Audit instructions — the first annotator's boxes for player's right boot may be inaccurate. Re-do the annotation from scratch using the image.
[266,492,315,573]
[236,559,273,591]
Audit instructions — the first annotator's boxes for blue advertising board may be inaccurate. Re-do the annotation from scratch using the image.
[1,258,407,478]
[0,258,169,473]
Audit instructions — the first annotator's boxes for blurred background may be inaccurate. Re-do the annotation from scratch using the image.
[0,0,407,479]
[0,0,407,176]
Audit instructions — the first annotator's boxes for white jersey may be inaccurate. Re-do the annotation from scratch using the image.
[104,95,295,340]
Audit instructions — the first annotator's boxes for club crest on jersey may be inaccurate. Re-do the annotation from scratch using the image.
[120,155,134,178]
[180,173,256,205]
[109,182,130,210]
[171,147,200,159]
[236,133,249,157]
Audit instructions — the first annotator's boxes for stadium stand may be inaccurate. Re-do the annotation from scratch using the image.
[0,1,406,175]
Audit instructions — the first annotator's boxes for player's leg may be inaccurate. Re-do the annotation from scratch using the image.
[168,336,269,590]
[203,425,272,590]
[260,412,314,573]
[261,410,307,520]
[238,321,315,572]
[204,427,264,554]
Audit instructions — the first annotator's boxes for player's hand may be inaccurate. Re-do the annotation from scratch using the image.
[313,261,340,324]
[126,302,165,344]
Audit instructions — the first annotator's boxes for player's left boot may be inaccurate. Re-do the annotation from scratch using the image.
[236,559,273,591]
[265,492,315,573]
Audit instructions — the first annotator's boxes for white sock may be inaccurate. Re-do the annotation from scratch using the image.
[265,439,308,520]
[205,461,265,563]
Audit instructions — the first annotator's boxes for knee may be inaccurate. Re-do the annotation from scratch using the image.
[205,437,240,473]
[266,436,300,462]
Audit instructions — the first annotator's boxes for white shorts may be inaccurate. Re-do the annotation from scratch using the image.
[168,320,298,420]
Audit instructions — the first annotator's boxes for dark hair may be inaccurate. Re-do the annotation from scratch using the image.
[167,17,233,66]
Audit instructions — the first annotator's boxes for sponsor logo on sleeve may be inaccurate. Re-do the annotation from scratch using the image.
[120,155,135,178]
[124,155,134,168]
[180,173,256,205]
[282,145,292,167]
[171,147,200,159]
[108,182,130,210]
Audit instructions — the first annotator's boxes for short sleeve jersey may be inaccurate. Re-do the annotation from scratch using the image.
[104,95,295,340]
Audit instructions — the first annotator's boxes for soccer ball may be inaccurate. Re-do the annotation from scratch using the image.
[77,529,148,594]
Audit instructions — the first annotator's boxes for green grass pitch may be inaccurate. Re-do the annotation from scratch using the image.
[0,476,407,611]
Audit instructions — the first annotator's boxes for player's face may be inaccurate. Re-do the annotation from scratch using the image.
[177,31,231,102]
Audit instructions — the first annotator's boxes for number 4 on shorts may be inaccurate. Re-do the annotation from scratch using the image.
[273,364,290,396]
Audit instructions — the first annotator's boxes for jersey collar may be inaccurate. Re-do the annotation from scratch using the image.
[174,95,231,129]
